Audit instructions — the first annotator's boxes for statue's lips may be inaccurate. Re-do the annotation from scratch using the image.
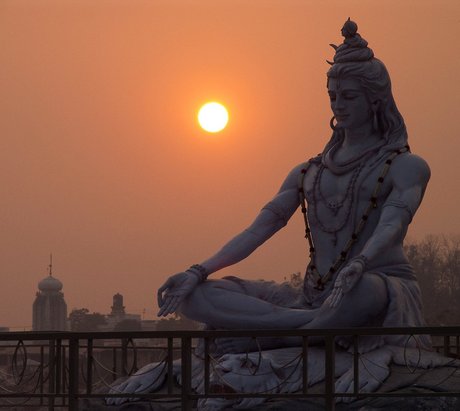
[336,114,349,121]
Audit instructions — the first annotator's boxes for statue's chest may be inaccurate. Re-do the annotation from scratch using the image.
[303,163,392,211]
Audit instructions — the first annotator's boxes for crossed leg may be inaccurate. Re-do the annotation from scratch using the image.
[180,273,388,352]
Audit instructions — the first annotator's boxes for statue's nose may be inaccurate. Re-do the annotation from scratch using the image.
[334,96,346,110]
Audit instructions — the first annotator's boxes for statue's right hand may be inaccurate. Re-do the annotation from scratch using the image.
[157,272,200,317]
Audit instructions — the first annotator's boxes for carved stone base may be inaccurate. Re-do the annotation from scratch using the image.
[84,364,460,410]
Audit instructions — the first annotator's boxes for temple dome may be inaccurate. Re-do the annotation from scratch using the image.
[38,275,63,292]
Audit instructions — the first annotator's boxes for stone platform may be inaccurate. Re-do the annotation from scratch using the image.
[81,364,460,410]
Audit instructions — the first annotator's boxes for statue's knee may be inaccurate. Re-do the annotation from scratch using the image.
[356,273,388,309]
[199,279,245,295]
[180,281,224,317]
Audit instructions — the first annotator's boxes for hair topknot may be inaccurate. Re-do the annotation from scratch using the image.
[341,18,358,38]
[327,18,374,65]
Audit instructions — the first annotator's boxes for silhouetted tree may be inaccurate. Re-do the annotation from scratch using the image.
[285,236,460,325]
[405,235,460,325]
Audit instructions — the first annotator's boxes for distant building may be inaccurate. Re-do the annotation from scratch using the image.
[100,293,141,331]
[109,293,126,318]
[32,257,67,331]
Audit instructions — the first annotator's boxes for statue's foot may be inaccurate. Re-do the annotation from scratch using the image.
[105,361,169,405]
[335,346,392,403]
[200,352,281,410]
[389,345,460,369]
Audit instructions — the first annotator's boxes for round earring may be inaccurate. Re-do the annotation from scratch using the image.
[329,116,337,131]
[372,109,379,131]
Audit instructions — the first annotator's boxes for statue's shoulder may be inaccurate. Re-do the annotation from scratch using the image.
[390,151,431,187]
[282,155,322,191]
[290,154,322,176]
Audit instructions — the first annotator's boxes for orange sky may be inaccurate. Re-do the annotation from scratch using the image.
[1,0,459,329]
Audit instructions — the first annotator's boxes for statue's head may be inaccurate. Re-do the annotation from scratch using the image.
[326,19,407,147]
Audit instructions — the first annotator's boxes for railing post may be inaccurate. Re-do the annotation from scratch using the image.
[112,347,117,382]
[86,339,93,395]
[121,338,128,376]
[325,335,336,411]
[68,337,79,411]
[204,337,210,395]
[167,337,174,394]
[48,339,55,411]
[444,335,450,357]
[353,334,359,396]
[55,338,62,402]
[40,345,44,406]
[302,336,308,394]
[181,336,193,411]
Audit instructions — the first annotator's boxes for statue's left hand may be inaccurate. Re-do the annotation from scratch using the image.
[327,261,364,308]
[157,272,200,316]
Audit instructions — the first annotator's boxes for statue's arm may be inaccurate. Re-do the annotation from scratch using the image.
[198,164,304,276]
[359,153,431,263]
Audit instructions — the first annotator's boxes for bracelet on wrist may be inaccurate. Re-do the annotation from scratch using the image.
[186,264,208,282]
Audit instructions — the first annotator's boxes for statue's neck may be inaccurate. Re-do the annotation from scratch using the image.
[323,125,384,173]
[336,124,382,161]
[342,123,381,151]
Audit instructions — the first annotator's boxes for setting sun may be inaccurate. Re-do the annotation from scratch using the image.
[198,102,229,133]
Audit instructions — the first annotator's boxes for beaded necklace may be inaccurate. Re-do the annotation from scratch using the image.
[316,163,362,214]
[312,163,363,244]
[297,145,409,291]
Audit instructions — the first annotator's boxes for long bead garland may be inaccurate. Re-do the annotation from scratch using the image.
[298,146,409,291]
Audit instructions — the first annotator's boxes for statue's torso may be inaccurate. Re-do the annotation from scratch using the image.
[302,153,408,276]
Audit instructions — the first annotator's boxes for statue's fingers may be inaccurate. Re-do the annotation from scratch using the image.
[334,292,344,308]
[324,294,332,306]
[165,295,181,315]
[125,379,143,393]
[106,384,124,405]
[106,392,118,405]
[112,397,128,406]
[111,380,143,405]
[138,377,157,392]
[328,288,338,307]
[238,398,258,409]
[106,397,116,406]
[161,293,183,315]
[159,295,180,316]
[169,294,185,314]
[157,296,173,316]
[157,279,173,307]
[110,379,129,393]
[330,288,343,308]
[157,289,165,308]
[335,372,353,400]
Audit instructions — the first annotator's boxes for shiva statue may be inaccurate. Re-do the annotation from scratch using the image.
[157,18,429,350]
[107,20,456,409]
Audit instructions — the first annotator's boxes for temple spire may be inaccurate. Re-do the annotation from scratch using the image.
[48,253,53,277]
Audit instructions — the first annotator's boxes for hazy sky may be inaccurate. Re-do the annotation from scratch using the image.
[1,0,459,329]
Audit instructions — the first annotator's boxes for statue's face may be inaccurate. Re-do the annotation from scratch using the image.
[328,77,372,131]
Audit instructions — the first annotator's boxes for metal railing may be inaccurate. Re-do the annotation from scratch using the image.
[0,326,459,410]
